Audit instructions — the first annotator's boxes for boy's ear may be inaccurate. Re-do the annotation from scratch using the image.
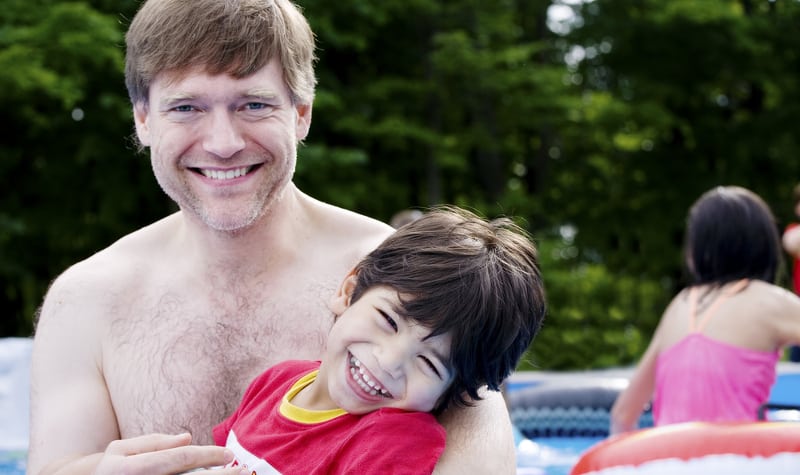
[329,269,358,316]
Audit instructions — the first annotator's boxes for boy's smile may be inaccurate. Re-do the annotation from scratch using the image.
[348,352,392,399]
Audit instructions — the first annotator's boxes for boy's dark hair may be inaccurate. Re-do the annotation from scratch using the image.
[349,206,546,414]
[685,186,781,285]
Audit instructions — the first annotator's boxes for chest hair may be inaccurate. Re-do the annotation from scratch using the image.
[107,280,334,443]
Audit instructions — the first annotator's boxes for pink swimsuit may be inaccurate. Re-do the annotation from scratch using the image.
[653,280,779,425]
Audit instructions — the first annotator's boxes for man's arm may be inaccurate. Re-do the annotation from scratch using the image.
[434,389,516,474]
[36,434,245,475]
[28,268,123,475]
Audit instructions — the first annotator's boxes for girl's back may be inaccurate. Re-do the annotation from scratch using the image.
[652,280,799,425]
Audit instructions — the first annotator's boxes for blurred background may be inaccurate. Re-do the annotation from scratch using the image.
[3,0,800,371]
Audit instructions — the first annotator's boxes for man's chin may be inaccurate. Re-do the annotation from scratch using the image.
[202,212,261,234]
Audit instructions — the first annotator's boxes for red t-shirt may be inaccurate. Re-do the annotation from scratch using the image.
[213,360,446,475]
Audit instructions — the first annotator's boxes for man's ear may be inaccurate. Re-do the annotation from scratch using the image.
[295,103,312,141]
[330,269,358,316]
[133,102,151,146]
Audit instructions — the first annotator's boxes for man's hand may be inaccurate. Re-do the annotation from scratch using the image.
[90,433,246,475]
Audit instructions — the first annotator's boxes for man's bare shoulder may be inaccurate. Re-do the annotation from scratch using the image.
[39,214,178,325]
[305,197,394,255]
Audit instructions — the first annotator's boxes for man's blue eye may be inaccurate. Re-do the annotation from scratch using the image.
[173,105,194,112]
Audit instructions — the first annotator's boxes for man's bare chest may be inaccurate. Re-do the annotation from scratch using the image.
[104,287,334,443]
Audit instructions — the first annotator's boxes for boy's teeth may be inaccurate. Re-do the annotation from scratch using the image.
[349,355,390,397]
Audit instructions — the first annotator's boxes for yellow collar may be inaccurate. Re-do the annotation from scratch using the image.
[279,370,348,423]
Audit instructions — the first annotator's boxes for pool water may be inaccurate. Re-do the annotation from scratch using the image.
[515,429,601,475]
[0,450,25,474]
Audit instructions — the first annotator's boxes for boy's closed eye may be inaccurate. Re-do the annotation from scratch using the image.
[419,355,443,379]
[378,309,398,332]
[375,306,451,381]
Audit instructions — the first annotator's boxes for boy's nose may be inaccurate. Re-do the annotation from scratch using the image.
[377,345,408,380]
[202,111,246,158]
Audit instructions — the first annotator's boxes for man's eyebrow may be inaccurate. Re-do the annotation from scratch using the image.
[158,93,196,108]
[159,93,197,104]
[243,89,281,100]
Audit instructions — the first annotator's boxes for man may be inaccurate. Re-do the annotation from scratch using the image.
[28,1,517,474]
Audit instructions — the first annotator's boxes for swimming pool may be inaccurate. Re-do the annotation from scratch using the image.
[515,432,601,475]
[0,450,25,474]
[508,364,800,474]
[2,338,798,475]
[0,338,29,475]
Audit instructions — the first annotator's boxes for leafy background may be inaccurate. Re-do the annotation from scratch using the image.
[3,0,799,370]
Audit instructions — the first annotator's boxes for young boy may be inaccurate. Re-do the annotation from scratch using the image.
[213,206,547,474]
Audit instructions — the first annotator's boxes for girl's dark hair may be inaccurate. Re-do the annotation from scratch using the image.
[350,206,546,414]
[685,186,781,286]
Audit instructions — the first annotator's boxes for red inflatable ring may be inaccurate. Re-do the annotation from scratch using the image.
[571,421,800,475]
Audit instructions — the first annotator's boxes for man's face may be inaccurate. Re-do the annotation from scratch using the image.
[133,59,312,232]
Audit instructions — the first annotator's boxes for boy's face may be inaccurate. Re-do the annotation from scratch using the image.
[316,282,454,415]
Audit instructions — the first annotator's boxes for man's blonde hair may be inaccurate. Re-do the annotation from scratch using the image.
[125,0,317,106]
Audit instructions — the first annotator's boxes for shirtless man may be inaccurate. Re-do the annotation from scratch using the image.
[27,1,517,474]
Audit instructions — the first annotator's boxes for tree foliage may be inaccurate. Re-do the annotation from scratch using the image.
[3,0,799,370]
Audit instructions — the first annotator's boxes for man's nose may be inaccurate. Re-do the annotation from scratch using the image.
[202,110,246,158]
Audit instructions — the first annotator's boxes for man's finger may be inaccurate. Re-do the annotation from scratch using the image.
[128,444,236,474]
[105,433,193,456]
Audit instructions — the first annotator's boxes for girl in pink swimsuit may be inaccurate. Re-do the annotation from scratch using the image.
[610,186,800,434]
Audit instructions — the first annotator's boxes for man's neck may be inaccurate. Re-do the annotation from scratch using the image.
[175,183,311,274]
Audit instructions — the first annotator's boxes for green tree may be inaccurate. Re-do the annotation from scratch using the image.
[546,0,800,281]
[297,0,576,222]
[0,1,172,336]
[5,0,800,371]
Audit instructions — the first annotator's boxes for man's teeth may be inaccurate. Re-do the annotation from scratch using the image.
[201,167,250,180]
[350,356,390,397]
